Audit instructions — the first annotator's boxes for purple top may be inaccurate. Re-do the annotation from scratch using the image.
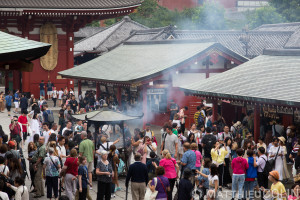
[151,175,169,199]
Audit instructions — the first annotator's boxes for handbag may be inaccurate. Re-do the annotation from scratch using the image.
[157,177,168,200]
[145,178,158,200]
[268,146,280,168]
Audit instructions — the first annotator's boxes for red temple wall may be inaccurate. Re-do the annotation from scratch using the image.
[25,34,72,98]
[158,0,199,11]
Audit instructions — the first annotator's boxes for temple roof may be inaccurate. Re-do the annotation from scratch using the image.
[74,16,148,56]
[60,40,248,84]
[180,49,300,106]
[0,0,142,10]
[0,31,50,62]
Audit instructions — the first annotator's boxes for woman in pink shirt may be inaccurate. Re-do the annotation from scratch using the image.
[191,143,202,171]
[231,148,249,200]
[154,149,179,200]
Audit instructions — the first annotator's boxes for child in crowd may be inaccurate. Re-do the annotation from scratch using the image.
[196,158,211,200]
[261,170,287,200]
[244,149,257,200]
[77,156,91,200]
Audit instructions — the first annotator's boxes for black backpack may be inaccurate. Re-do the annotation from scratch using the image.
[261,157,272,177]
[197,111,204,126]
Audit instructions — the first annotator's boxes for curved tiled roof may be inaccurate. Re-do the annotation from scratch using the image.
[0,0,142,9]
[74,16,148,56]
[180,49,300,106]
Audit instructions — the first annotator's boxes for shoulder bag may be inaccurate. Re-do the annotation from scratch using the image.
[145,178,158,200]
[157,176,168,200]
[268,146,280,168]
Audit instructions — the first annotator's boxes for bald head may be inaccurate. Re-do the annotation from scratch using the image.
[81,131,87,139]
[39,137,45,145]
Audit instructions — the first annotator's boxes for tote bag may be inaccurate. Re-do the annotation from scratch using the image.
[145,178,158,200]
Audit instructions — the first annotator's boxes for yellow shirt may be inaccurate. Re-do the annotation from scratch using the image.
[270,182,286,200]
[211,147,228,165]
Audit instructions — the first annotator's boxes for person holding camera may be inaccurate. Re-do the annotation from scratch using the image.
[211,141,227,191]
[9,116,22,149]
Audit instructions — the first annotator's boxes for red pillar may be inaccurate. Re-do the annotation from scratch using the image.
[78,80,82,94]
[212,99,218,122]
[22,72,30,93]
[254,105,260,143]
[117,87,121,106]
[96,82,100,99]
[142,85,148,128]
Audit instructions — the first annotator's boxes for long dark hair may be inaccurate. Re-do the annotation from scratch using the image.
[210,164,218,176]
[187,133,196,143]
[224,137,233,148]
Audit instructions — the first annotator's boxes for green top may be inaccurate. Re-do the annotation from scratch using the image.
[79,139,95,162]
[32,144,46,163]
[172,129,178,136]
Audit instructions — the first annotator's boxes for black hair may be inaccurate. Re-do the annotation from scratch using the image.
[237,148,244,156]
[258,136,264,141]
[0,156,5,164]
[247,149,254,157]
[210,164,218,176]
[184,106,188,110]
[203,158,211,168]
[206,127,212,133]
[172,123,177,129]
[0,179,4,191]
[197,106,200,110]
[42,122,49,127]
[258,147,265,154]
[2,135,8,144]
[14,177,25,186]
[59,195,70,200]
[33,134,39,143]
[273,137,279,142]
[183,168,192,179]
[224,137,232,148]
[138,131,144,138]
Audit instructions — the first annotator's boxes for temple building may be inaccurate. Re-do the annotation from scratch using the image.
[0,0,142,96]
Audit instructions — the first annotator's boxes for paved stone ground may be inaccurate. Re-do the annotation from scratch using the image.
[0,90,295,200]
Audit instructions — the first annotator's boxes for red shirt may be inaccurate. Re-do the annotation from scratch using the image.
[65,157,78,176]
[18,116,28,133]
[9,123,21,136]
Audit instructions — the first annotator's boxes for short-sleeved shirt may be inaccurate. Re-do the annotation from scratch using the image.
[96,142,113,160]
[164,133,178,156]
[47,83,53,91]
[0,165,9,176]
[58,91,64,99]
[64,157,79,176]
[79,139,94,163]
[40,83,45,90]
[96,160,113,183]
[208,175,219,189]
[257,154,267,173]
[56,144,66,164]
[13,93,19,102]
[151,176,169,199]
[43,156,60,177]
[5,95,12,106]
[181,150,196,170]
[18,115,28,133]
[159,158,177,179]
[270,182,286,200]
[78,165,89,188]
[32,144,46,162]
[198,167,209,189]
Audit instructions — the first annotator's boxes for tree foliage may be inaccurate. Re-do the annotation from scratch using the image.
[247,6,287,29]
[270,0,300,22]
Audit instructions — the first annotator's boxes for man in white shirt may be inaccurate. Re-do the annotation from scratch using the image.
[218,126,233,142]
[56,136,67,165]
[96,136,119,160]
[62,121,72,136]
[50,123,58,135]
[144,123,153,139]
[42,123,51,144]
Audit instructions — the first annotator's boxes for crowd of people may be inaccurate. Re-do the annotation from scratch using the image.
[1,85,300,200]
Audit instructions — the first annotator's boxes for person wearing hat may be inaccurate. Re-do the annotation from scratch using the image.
[261,170,287,200]
[278,137,290,181]
[269,137,284,181]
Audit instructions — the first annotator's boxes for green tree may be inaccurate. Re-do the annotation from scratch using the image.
[247,6,287,29]
[270,0,300,22]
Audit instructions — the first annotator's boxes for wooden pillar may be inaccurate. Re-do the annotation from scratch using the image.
[78,80,82,94]
[117,87,121,106]
[96,82,100,99]
[22,30,30,93]
[212,99,218,122]
[254,105,260,142]
[142,85,148,128]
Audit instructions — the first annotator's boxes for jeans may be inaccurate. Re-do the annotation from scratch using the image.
[244,181,255,200]
[40,90,45,97]
[232,174,245,199]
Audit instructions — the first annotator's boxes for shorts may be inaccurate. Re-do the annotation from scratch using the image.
[14,102,19,108]
[6,105,11,111]
[47,91,53,95]
[86,161,94,173]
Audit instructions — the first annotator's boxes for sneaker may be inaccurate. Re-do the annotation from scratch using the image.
[111,194,115,198]
[90,186,93,190]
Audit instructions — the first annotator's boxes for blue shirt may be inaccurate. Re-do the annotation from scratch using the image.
[14,93,19,102]
[246,157,257,179]
[197,167,209,189]
[77,165,89,189]
[5,95,12,106]
[181,149,196,170]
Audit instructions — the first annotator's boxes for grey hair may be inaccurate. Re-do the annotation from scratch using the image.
[48,147,54,154]
[81,131,87,138]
